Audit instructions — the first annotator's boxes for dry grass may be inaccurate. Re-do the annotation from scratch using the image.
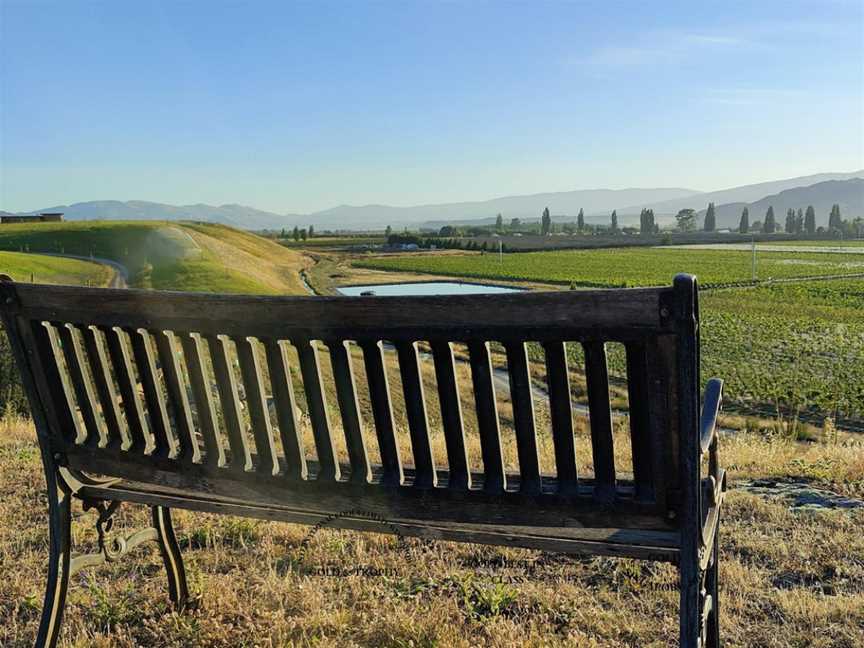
[1,404,862,647]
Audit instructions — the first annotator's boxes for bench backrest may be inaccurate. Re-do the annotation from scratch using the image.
[0,275,701,535]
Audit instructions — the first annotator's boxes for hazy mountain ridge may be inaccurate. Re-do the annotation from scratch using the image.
[698,178,864,229]
[10,170,861,231]
[627,170,864,217]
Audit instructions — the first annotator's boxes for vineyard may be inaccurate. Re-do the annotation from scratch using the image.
[355,246,864,287]
[355,246,864,426]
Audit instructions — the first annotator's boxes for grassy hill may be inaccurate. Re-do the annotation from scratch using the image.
[0,250,112,286]
[0,221,309,294]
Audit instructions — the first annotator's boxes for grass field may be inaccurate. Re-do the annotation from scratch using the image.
[0,221,309,295]
[0,406,861,647]
[0,250,112,286]
[355,247,864,287]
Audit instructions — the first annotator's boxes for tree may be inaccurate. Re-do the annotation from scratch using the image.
[280,228,287,238]
[495,213,503,232]
[763,206,776,233]
[795,208,804,234]
[610,210,618,233]
[292,226,300,241]
[639,208,655,235]
[805,205,816,235]
[541,207,552,235]
[676,208,696,232]
[704,202,716,232]
[385,225,392,237]
[510,217,521,229]
[738,207,749,234]
[577,208,584,232]
[308,224,315,238]
[785,208,795,234]
[299,228,308,240]
[829,204,843,231]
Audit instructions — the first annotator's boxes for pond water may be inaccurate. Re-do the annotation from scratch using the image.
[337,281,523,297]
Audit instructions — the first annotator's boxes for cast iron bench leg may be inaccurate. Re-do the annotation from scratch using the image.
[152,506,189,608]
[35,472,72,648]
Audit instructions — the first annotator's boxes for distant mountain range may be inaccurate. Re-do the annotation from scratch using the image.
[696,178,864,229]
[7,170,862,231]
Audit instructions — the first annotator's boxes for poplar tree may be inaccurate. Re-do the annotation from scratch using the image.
[738,207,749,234]
[704,202,716,232]
[804,206,816,234]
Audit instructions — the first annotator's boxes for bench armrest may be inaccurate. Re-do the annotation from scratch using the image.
[699,378,723,456]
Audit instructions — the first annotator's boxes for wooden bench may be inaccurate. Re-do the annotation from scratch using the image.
[0,273,725,647]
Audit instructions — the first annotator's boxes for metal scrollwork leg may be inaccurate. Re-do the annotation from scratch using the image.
[152,507,189,608]
[35,472,72,648]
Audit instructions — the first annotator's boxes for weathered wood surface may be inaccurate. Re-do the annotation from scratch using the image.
[0,277,712,560]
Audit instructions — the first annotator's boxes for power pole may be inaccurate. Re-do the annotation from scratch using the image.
[751,235,757,281]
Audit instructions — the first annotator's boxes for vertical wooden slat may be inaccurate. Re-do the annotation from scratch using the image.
[179,333,225,467]
[130,329,174,458]
[206,334,252,472]
[103,326,149,454]
[542,340,578,494]
[43,324,87,444]
[22,320,78,444]
[235,336,280,476]
[56,324,101,447]
[395,340,436,488]
[296,338,339,481]
[582,341,616,501]
[467,340,505,493]
[263,339,307,480]
[154,331,199,463]
[328,340,371,484]
[430,340,470,490]
[81,325,127,450]
[359,340,403,486]
[625,342,655,501]
[504,341,541,495]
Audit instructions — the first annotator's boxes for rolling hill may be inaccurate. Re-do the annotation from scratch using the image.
[0,251,113,287]
[0,221,309,294]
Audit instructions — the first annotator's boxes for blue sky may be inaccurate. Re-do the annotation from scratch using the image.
[1,1,862,214]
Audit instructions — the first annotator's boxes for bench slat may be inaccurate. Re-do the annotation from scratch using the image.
[625,343,655,502]
[130,329,174,458]
[296,338,340,481]
[542,340,578,494]
[81,324,127,451]
[206,334,252,472]
[395,340,437,488]
[359,340,403,486]
[103,326,150,454]
[56,324,103,447]
[505,341,542,495]
[468,341,506,493]
[430,340,471,490]
[583,341,616,501]
[236,337,280,476]
[328,340,371,484]
[263,338,307,480]
[179,333,225,467]
[154,331,199,463]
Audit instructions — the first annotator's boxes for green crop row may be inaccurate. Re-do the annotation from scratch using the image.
[355,247,864,287]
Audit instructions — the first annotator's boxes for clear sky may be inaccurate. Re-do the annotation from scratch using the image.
[1,1,862,214]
